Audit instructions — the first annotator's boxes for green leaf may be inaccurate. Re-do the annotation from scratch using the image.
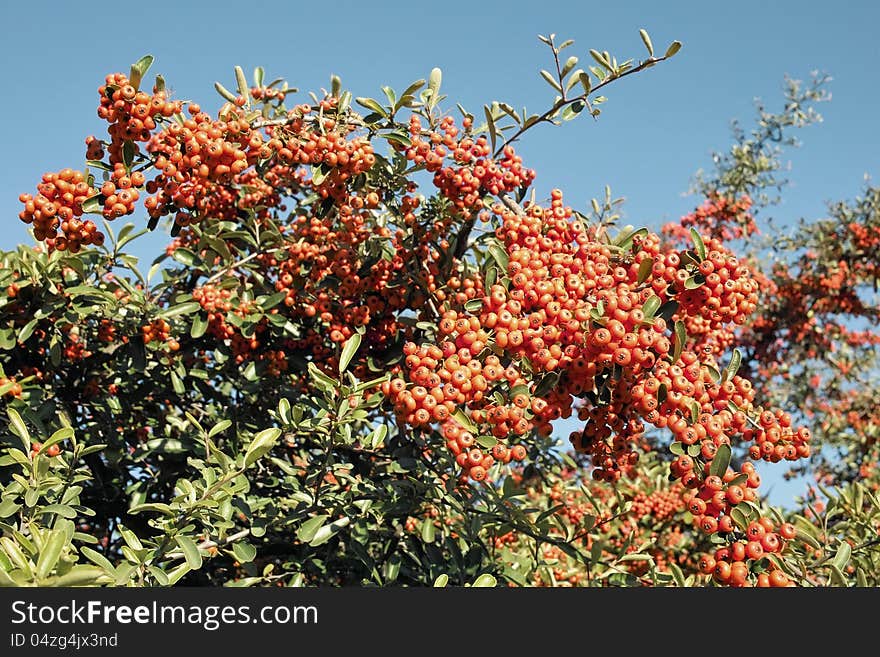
[129,54,154,91]
[176,535,202,570]
[355,97,388,118]
[253,66,264,88]
[122,141,135,168]
[639,29,654,57]
[205,421,231,441]
[309,517,350,547]
[1,537,33,577]
[709,443,731,478]
[80,195,102,214]
[795,528,821,550]
[464,299,483,313]
[831,541,852,571]
[483,105,498,152]
[118,525,143,551]
[705,365,722,384]
[829,564,848,587]
[555,97,579,121]
[488,242,509,272]
[669,562,685,587]
[214,81,237,103]
[642,295,661,319]
[18,318,38,343]
[472,573,497,588]
[307,362,337,392]
[245,428,281,467]
[657,383,668,405]
[51,565,108,587]
[296,515,329,543]
[657,300,679,322]
[0,498,21,518]
[242,361,258,382]
[637,257,653,285]
[369,424,388,449]
[725,348,743,381]
[534,371,560,398]
[427,67,442,110]
[157,301,201,319]
[170,370,185,395]
[476,435,497,449]
[433,574,449,587]
[190,315,208,339]
[672,320,686,363]
[540,69,563,93]
[421,518,436,544]
[35,530,67,579]
[665,41,682,58]
[232,541,257,563]
[689,228,706,261]
[81,546,115,573]
[730,504,749,532]
[452,409,477,434]
[278,398,292,424]
[170,247,201,267]
[683,275,704,290]
[339,333,361,374]
[129,503,173,515]
[38,504,77,519]
[234,65,250,103]
[8,408,30,450]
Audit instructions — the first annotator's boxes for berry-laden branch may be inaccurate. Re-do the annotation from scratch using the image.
[8,30,865,589]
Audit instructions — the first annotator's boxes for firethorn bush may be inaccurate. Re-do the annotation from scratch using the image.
[2,32,878,588]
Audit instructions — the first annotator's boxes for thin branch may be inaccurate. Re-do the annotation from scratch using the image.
[202,247,285,285]
[493,54,672,159]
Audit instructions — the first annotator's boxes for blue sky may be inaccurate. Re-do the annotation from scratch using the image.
[2,0,877,504]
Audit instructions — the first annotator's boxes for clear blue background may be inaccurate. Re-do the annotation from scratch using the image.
[2,0,877,505]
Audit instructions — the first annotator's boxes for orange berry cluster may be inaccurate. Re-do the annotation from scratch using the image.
[97,163,145,219]
[250,85,286,102]
[141,318,175,349]
[663,193,757,243]
[697,515,798,587]
[382,313,544,481]
[669,237,759,329]
[18,169,102,250]
[405,115,535,215]
[192,284,268,363]
[193,284,235,338]
[262,101,375,202]
[143,104,263,224]
[744,410,811,463]
[97,72,182,165]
